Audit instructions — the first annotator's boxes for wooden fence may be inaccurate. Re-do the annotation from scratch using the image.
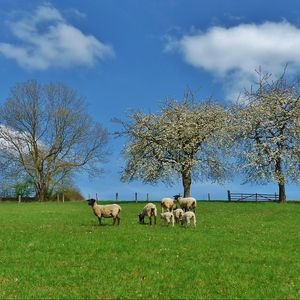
[227,190,279,202]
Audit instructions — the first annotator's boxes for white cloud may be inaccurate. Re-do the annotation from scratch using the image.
[0,4,114,70]
[167,21,300,101]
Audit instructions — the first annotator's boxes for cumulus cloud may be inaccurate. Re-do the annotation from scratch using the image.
[167,21,300,101]
[0,4,114,70]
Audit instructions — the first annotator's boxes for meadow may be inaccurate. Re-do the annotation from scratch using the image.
[0,201,299,299]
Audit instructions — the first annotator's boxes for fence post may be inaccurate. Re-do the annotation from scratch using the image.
[227,190,231,202]
[255,193,258,202]
[146,193,149,202]
[96,193,98,200]
[135,192,138,202]
[116,192,119,201]
[208,193,211,201]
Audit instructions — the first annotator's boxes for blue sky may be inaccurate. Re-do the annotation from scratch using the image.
[1,0,300,200]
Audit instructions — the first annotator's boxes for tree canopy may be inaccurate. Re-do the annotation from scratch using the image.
[231,70,300,202]
[0,80,109,201]
[116,93,231,197]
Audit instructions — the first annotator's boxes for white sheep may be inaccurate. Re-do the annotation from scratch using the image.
[173,194,197,212]
[160,212,174,227]
[173,208,184,223]
[160,197,177,213]
[181,211,196,227]
[139,203,157,225]
[87,199,121,225]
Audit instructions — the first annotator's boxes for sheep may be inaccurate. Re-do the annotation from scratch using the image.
[181,211,196,227]
[173,194,197,212]
[173,208,184,223]
[160,197,177,213]
[87,198,121,225]
[138,203,157,225]
[160,212,174,227]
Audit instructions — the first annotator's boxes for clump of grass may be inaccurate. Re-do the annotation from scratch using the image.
[0,201,299,299]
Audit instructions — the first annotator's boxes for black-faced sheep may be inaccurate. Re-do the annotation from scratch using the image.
[87,199,121,225]
[173,194,197,212]
[139,203,157,225]
[160,212,175,227]
[160,197,177,213]
[181,211,196,227]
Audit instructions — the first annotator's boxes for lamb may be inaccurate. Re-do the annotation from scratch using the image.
[139,203,157,225]
[160,212,174,227]
[181,211,196,227]
[173,194,197,212]
[160,197,177,213]
[87,198,121,225]
[173,208,184,223]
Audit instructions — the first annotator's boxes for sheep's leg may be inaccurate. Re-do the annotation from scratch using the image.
[98,217,102,225]
[113,218,116,225]
[149,216,152,225]
[117,216,120,225]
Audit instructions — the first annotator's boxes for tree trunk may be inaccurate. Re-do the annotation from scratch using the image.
[182,169,191,197]
[275,152,286,203]
[278,182,286,203]
[35,183,48,202]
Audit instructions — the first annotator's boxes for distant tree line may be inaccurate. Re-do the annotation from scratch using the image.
[116,69,300,203]
[0,68,299,203]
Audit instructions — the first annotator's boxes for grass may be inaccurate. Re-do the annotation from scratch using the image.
[0,201,299,299]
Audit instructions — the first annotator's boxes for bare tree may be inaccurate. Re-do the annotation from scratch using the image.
[0,80,109,201]
[232,69,300,202]
[115,92,230,197]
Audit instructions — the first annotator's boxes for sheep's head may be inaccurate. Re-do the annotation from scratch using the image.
[172,200,178,209]
[87,198,96,206]
[173,194,181,200]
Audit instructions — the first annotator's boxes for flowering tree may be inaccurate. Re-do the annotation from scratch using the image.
[116,94,230,197]
[233,70,300,202]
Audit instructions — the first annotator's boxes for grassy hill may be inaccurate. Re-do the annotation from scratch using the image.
[0,201,299,299]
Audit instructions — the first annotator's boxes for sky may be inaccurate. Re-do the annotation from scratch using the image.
[0,0,300,200]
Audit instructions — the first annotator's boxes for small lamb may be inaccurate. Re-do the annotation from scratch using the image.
[173,208,184,223]
[160,212,174,227]
[160,197,177,213]
[87,198,121,225]
[139,203,157,225]
[181,211,196,227]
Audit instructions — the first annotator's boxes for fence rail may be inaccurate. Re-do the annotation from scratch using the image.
[227,190,279,202]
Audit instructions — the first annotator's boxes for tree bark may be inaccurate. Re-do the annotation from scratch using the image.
[275,152,286,203]
[182,168,191,197]
[278,182,286,203]
[35,182,48,202]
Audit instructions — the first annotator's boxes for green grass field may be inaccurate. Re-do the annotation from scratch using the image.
[0,201,299,299]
